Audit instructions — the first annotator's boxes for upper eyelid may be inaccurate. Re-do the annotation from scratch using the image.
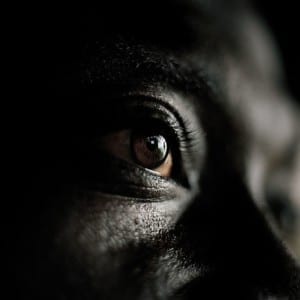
[124,92,204,148]
[81,90,205,161]
[121,90,194,123]
[101,100,189,161]
[107,94,198,150]
[117,91,201,133]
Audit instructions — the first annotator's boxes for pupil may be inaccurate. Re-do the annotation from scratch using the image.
[146,137,158,152]
[145,135,167,160]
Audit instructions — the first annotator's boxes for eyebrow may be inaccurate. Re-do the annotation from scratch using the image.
[80,43,215,100]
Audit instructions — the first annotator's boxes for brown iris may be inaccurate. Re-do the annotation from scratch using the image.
[131,133,168,169]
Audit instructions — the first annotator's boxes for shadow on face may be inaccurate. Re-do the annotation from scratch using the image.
[10,1,300,299]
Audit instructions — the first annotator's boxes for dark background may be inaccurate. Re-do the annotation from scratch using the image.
[254,1,300,103]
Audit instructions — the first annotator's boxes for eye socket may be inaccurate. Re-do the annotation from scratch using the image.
[100,129,173,177]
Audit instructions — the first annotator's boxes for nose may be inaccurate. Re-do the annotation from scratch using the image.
[175,166,300,299]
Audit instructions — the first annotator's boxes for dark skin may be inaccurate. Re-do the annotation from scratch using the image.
[11,1,300,299]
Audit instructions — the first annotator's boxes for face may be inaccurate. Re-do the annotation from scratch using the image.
[12,1,300,299]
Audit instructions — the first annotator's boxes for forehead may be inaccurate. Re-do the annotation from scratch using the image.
[48,1,251,63]
[49,1,280,90]
[78,1,242,47]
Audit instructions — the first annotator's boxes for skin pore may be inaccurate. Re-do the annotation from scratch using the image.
[12,1,300,299]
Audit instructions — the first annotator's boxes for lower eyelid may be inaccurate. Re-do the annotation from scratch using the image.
[78,152,183,195]
[83,182,189,202]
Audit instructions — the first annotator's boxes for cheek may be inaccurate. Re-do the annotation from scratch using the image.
[49,191,191,273]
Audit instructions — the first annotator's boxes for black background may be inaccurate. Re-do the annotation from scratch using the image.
[254,1,300,103]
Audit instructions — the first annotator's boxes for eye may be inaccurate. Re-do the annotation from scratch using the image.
[100,129,173,177]
[131,131,173,176]
[89,96,204,187]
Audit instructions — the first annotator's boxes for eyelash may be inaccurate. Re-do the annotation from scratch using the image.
[171,121,198,152]
[122,111,196,164]
[117,97,196,151]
